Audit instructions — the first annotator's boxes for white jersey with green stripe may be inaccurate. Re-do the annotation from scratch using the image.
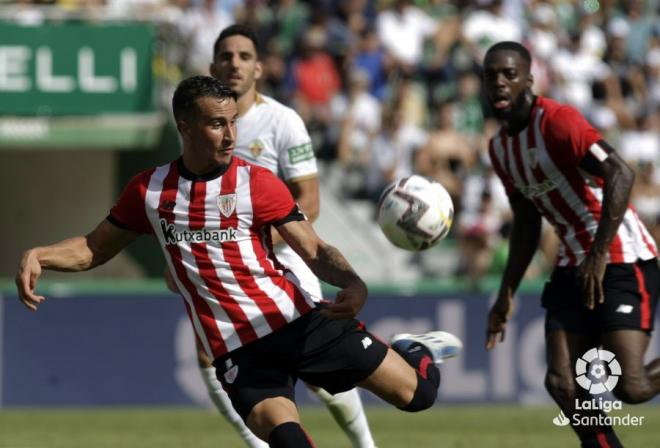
[234,93,317,182]
[233,93,322,301]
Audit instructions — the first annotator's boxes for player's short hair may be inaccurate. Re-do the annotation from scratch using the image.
[485,41,532,67]
[172,75,237,121]
[213,24,260,59]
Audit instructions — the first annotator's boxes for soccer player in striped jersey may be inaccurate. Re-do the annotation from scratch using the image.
[482,41,659,448]
[196,24,376,448]
[16,75,461,448]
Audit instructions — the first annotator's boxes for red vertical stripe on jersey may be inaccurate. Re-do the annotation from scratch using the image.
[540,125,624,262]
[634,264,652,330]
[220,165,289,332]
[159,164,227,356]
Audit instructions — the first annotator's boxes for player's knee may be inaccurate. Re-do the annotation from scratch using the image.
[399,371,439,412]
[544,369,576,402]
[612,378,654,404]
[268,422,315,448]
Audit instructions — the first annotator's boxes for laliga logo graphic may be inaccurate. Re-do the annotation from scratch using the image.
[575,348,621,394]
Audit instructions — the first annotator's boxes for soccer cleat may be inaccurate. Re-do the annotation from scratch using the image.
[390,331,462,364]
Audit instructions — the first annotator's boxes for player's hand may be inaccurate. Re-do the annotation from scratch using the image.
[577,251,606,310]
[320,281,368,320]
[486,294,513,350]
[15,249,46,311]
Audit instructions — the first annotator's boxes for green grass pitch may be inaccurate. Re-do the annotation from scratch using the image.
[1,405,658,447]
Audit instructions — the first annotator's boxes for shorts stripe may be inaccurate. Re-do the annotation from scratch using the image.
[634,264,651,330]
[596,432,611,448]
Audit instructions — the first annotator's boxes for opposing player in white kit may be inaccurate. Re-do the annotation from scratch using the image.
[188,24,377,448]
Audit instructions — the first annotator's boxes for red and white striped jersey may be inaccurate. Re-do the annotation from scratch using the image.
[488,96,657,266]
[109,157,316,359]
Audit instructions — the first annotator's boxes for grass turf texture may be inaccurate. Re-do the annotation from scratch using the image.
[1,405,658,447]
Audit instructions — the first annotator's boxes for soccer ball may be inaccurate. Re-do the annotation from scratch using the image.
[377,175,454,251]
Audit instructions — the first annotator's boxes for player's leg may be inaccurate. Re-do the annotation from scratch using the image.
[246,396,315,447]
[600,258,660,403]
[601,330,660,403]
[196,340,267,448]
[358,331,462,411]
[307,384,378,448]
[545,330,623,448]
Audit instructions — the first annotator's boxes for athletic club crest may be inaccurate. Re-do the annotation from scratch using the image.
[249,139,264,158]
[218,193,237,218]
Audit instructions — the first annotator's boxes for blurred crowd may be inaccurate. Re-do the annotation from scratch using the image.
[6,0,660,284]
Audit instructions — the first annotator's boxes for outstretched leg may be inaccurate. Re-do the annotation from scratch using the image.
[545,330,622,448]
[601,329,660,403]
[358,331,462,412]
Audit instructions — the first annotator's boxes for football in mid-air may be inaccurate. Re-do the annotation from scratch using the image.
[377,175,454,251]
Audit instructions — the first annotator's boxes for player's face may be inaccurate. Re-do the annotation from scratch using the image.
[210,35,263,97]
[483,50,532,121]
[180,96,238,167]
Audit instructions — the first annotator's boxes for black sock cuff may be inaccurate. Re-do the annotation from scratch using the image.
[268,422,315,448]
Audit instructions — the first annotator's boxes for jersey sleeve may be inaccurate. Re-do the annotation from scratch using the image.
[108,170,154,234]
[543,104,602,165]
[250,167,297,225]
[275,107,318,182]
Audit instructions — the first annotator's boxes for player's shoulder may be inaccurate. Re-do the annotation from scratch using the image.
[255,93,304,123]
[537,96,581,121]
[537,96,591,135]
[126,165,160,188]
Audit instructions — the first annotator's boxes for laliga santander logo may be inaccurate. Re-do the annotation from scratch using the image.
[575,348,621,394]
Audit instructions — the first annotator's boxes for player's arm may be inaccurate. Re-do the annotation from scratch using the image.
[486,194,542,350]
[277,218,367,319]
[15,220,139,311]
[577,141,635,309]
[270,175,320,246]
[288,176,320,223]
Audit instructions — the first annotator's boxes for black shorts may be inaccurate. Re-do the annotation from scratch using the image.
[212,307,388,420]
[543,258,660,335]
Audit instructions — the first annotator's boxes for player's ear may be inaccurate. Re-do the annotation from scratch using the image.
[527,72,534,89]
[209,62,217,78]
[254,60,263,81]
[177,120,190,138]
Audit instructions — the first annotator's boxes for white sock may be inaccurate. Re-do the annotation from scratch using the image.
[200,367,268,448]
[314,388,377,448]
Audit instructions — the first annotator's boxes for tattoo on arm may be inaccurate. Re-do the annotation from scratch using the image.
[307,244,363,289]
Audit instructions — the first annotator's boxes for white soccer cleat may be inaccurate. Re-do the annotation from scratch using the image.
[390,331,463,364]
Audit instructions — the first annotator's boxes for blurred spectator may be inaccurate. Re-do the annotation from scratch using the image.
[415,101,473,206]
[550,31,604,112]
[178,0,234,76]
[376,0,438,76]
[286,26,341,151]
[353,26,393,101]
[456,164,510,286]
[332,69,382,197]
[364,99,427,202]
[461,0,522,64]
[271,0,309,55]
